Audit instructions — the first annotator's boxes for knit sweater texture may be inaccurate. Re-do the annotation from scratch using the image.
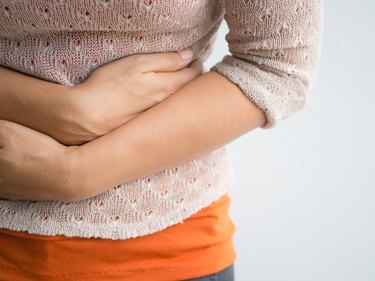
[0,0,323,239]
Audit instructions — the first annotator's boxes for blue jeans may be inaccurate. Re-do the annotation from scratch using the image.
[183,264,234,281]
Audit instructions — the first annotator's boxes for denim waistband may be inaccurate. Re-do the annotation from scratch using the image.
[184,264,234,281]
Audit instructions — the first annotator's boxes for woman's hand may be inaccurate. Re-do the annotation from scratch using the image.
[0,50,202,201]
[0,119,73,201]
[65,50,203,145]
[0,50,201,147]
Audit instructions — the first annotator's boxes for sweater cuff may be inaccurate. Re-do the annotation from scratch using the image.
[210,55,309,129]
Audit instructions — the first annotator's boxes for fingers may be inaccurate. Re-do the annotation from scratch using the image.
[156,58,203,91]
[130,49,195,73]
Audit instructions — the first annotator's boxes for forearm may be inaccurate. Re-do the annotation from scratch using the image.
[0,51,198,146]
[0,66,75,140]
[67,70,267,201]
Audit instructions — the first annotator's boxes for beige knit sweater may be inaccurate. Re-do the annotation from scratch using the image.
[0,0,323,239]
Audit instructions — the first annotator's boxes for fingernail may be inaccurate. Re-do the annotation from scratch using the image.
[178,48,193,61]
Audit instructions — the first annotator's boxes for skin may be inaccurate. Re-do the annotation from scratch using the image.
[0,51,202,145]
[0,53,266,202]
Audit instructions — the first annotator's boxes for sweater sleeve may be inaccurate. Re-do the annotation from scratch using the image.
[209,0,323,129]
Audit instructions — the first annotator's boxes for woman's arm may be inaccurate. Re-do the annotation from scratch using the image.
[0,0,322,202]
[0,70,264,202]
[0,66,77,141]
[66,70,267,200]
[65,0,323,201]
[0,51,200,146]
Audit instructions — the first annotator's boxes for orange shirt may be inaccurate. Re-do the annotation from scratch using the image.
[0,194,236,281]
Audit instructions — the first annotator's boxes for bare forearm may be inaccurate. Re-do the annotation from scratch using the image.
[68,70,267,201]
[0,66,75,140]
[0,51,201,147]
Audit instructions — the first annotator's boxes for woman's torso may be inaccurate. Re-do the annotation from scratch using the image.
[0,0,235,240]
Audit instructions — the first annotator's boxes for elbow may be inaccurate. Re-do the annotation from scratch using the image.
[210,57,314,129]
[287,75,310,114]
[260,76,310,129]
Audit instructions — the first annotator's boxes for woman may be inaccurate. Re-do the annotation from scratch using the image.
[0,0,323,280]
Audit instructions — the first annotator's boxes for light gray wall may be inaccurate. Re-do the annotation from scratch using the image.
[204,1,375,280]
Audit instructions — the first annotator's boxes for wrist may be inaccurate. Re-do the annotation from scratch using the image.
[36,82,83,139]
[68,82,108,139]
[61,84,88,130]
[54,83,105,145]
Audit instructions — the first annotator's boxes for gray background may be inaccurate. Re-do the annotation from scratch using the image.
[205,1,375,280]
